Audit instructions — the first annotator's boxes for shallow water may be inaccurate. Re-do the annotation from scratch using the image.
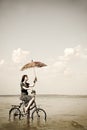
[0,95,87,130]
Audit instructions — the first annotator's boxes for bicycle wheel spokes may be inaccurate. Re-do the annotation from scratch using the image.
[31,108,47,122]
[9,108,21,121]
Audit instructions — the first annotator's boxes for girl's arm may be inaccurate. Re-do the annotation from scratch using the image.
[22,77,37,89]
[22,86,29,90]
[22,82,36,90]
[29,82,36,87]
[29,77,37,87]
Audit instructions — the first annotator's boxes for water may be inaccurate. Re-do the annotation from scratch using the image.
[0,95,87,130]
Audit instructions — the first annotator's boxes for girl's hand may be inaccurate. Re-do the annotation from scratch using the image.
[33,77,37,83]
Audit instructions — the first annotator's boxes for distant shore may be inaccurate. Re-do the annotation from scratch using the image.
[0,94,87,98]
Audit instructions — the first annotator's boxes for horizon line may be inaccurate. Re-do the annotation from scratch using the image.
[0,94,87,97]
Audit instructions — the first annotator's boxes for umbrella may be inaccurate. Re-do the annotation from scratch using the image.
[21,60,47,77]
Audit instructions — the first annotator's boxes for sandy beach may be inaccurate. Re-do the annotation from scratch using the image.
[0,95,87,130]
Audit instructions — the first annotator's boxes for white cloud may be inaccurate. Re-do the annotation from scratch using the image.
[12,48,30,63]
[0,59,5,66]
[58,47,78,62]
[51,45,87,78]
[42,45,87,80]
[58,45,87,62]
[63,45,81,61]
[64,48,74,57]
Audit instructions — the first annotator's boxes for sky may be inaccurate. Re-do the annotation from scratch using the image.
[0,0,87,95]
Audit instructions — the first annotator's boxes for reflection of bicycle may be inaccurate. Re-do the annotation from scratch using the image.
[9,90,47,122]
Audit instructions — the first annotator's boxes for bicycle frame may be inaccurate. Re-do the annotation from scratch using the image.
[15,93,38,113]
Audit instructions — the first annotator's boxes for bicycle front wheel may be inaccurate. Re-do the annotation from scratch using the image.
[9,108,21,121]
[31,108,47,121]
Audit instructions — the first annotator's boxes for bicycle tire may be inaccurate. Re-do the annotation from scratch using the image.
[31,108,47,121]
[9,107,21,121]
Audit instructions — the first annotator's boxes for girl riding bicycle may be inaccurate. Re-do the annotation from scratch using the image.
[20,74,37,113]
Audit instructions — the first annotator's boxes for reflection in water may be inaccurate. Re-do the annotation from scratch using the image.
[4,112,46,130]
[6,118,46,130]
[31,116,47,127]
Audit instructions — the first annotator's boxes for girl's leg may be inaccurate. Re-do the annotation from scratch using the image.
[25,97,34,113]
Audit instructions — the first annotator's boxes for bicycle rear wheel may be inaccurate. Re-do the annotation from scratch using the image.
[31,108,47,122]
[9,108,21,121]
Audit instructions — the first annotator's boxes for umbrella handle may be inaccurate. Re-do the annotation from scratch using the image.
[33,67,36,77]
[32,60,37,81]
[33,67,37,81]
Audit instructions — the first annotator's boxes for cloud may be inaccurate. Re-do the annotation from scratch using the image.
[0,59,5,66]
[38,45,87,80]
[58,45,87,62]
[50,45,87,77]
[63,45,81,61]
[58,47,78,62]
[64,48,74,57]
[12,48,30,63]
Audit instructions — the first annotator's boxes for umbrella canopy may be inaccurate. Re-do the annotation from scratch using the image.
[21,61,47,71]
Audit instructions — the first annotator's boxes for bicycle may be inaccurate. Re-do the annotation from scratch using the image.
[9,90,47,122]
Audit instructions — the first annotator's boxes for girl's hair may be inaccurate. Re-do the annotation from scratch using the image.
[21,75,28,82]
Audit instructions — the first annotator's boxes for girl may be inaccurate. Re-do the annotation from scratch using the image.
[20,74,37,113]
